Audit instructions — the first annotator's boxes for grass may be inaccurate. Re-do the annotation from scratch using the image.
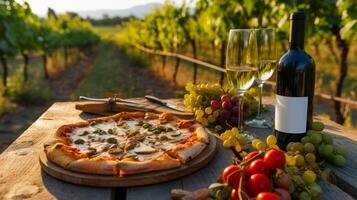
[73,43,144,98]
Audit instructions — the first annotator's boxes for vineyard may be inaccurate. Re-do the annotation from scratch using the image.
[0,0,99,109]
[112,0,357,125]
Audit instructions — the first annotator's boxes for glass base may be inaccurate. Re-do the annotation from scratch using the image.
[245,118,273,129]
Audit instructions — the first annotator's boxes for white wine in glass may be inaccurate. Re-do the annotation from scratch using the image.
[246,28,276,129]
[226,29,258,134]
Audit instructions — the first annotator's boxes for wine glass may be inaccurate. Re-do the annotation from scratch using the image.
[246,28,276,129]
[226,29,258,134]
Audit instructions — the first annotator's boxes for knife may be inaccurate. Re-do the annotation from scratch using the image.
[145,95,186,112]
[79,96,139,105]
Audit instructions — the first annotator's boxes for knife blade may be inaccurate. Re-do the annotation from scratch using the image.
[79,96,140,104]
[145,95,186,112]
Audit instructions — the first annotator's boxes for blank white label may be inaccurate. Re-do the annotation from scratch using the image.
[275,94,308,134]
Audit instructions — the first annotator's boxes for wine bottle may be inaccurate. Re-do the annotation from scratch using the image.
[275,12,316,149]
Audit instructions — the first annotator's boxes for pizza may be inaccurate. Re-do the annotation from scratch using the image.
[44,112,210,176]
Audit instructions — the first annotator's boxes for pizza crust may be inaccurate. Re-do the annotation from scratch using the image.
[67,158,118,175]
[176,142,207,163]
[195,126,210,144]
[45,143,78,168]
[119,154,181,175]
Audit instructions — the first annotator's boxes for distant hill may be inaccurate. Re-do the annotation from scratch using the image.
[75,3,162,19]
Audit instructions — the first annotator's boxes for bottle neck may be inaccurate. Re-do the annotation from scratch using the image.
[289,18,305,50]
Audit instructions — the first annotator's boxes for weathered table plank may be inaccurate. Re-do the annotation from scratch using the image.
[0,102,114,200]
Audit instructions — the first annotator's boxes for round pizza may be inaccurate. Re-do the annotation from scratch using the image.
[44,112,210,176]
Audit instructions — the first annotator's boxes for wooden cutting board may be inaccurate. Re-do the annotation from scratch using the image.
[39,134,217,187]
[75,98,193,119]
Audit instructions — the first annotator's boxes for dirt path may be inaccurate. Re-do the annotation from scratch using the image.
[0,54,95,152]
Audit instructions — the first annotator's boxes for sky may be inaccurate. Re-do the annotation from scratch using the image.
[16,0,189,16]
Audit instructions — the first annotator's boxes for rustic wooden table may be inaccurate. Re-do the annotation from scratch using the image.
[0,98,356,199]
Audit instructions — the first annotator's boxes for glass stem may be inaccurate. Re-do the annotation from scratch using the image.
[238,95,244,132]
[256,83,264,119]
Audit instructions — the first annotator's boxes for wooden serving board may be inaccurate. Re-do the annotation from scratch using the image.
[39,134,217,187]
[75,98,194,119]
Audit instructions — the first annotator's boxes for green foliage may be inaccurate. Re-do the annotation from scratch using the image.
[0,93,16,116]
[6,73,53,104]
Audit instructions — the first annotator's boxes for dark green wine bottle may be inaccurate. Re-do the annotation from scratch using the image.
[275,12,316,150]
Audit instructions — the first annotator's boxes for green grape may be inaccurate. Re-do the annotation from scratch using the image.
[266,135,277,146]
[335,146,347,157]
[237,135,247,145]
[256,141,267,151]
[303,170,316,184]
[195,109,204,118]
[305,153,316,164]
[308,183,322,199]
[321,144,334,158]
[307,130,318,136]
[207,115,216,123]
[286,155,296,166]
[286,142,294,152]
[295,154,305,166]
[301,136,310,144]
[321,132,333,144]
[304,143,315,153]
[294,142,304,152]
[309,133,322,145]
[333,155,346,167]
[299,191,311,200]
[311,121,324,131]
[293,175,305,186]
[201,117,209,126]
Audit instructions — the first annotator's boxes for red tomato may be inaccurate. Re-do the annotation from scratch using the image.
[211,100,220,109]
[256,192,281,200]
[274,188,291,200]
[222,165,241,189]
[247,174,272,197]
[231,188,238,200]
[245,159,270,177]
[264,150,286,170]
[244,151,261,162]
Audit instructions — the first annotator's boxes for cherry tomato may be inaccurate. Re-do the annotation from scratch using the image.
[231,188,238,200]
[222,165,241,189]
[274,188,291,200]
[211,100,220,109]
[264,149,286,170]
[274,173,292,190]
[244,151,261,162]
[245,159,270,177]
[256,192,281,200]
[247,174,272,197]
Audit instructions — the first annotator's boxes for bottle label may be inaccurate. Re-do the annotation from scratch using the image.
[275,94,308,134]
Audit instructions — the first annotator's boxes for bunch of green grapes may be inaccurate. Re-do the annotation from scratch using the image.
[183,83,224,113]
[219,127,249,152]
[285,121,347,169]
[252,135,280,151]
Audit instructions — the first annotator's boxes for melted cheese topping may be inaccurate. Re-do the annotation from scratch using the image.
[66,117,199,161]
